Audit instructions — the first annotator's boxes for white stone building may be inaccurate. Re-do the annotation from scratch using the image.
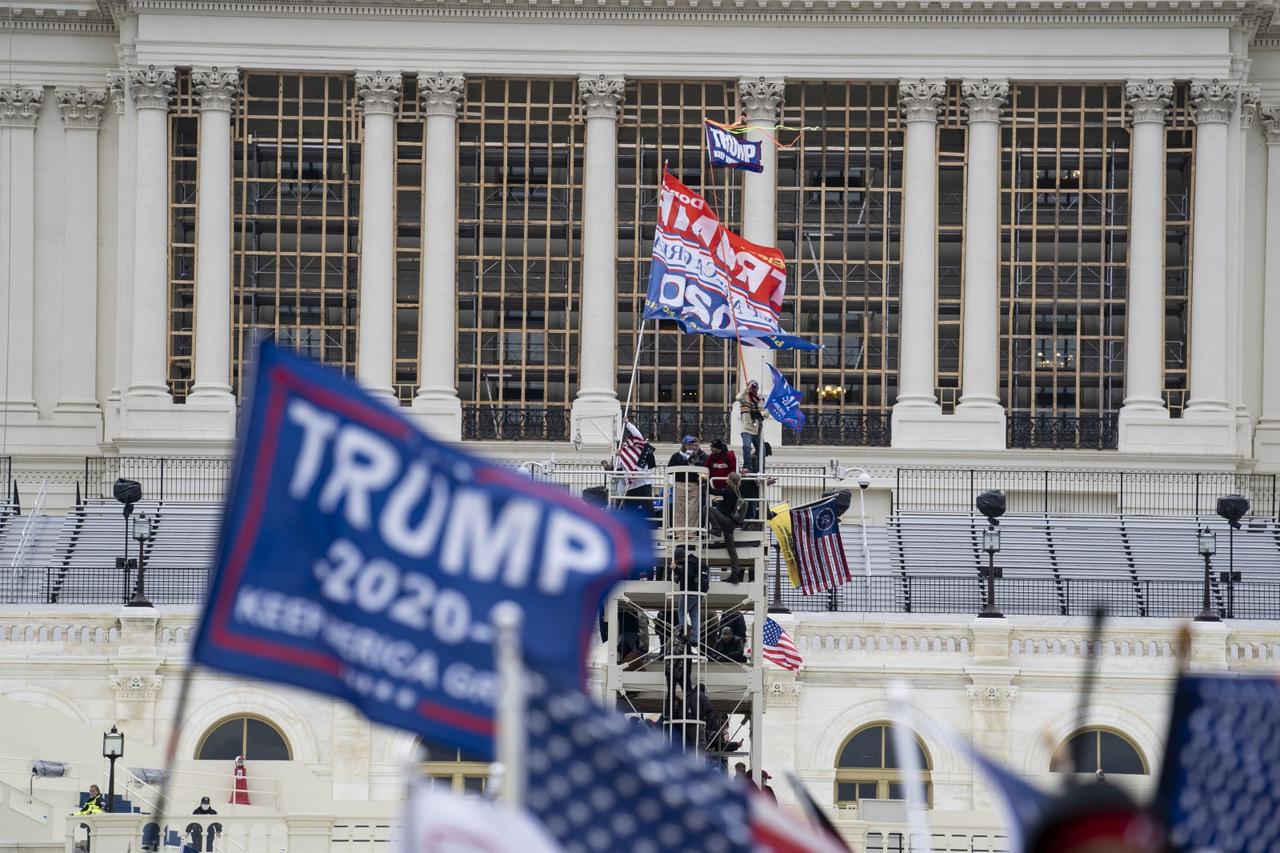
[5,1,1280,850]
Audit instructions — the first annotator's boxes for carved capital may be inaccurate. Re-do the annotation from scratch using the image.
[1124,79,1173,125]
[192,67,241,113]
[110,673,163,701]
[418,72,465,117]
[1263,109,1280,146]
[356,71,402,117]
[1240,85,1262,130]
[106,71,125,115]
[128,65,175,112]
[57,87,107,130]
[0,86,44,128]
[739,76,785,121]
[961,79,1008,124]
[578,75,625,119]
[966,684,1018,710]
[899,78,946,123]
[1190,79,1239,125]
[766,678,802,708]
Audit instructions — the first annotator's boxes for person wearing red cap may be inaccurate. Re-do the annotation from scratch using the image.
[759,770,777,803]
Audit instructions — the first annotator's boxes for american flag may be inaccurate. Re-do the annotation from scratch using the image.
[1157,674,1280,852]
[762,618,802,671]
[614,422,646,472]
[523,674,841,853]
[790,495,852,595]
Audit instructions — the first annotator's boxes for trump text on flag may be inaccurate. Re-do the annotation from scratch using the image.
[193,342,652,758]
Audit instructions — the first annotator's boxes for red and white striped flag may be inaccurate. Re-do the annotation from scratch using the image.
[790,495,852,595]
[762,618,803,671]
[614,421,646,472]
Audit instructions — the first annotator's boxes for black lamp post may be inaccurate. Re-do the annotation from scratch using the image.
[1195,528,1219,623]
[976,490,1006,618]
[102,725,124,813]
[1216,495,1249,619]
[127,513,156,608]
[113,479,142,600]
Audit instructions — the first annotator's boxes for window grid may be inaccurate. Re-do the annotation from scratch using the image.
[1164,84,1195,417]
[615,80,744,419]
[195,714,292,761]
[937,82,967,413]
[776,82,903,415]
[395,78,425,404]
[231,72,363,397]
[833,724,932,807]
[999,83,1130,419]
[167,70,200,401]
[456,77,583,412]
[1051,727,1148,775]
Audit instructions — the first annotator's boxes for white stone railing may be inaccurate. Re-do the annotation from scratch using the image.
[65,813,388,853]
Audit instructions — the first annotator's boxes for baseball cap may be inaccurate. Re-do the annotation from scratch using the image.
[681,435,698,445]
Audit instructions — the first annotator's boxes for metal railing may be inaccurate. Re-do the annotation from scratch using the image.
[895,467,1279,519]
[1006,413,1120,450]
[8,479,48,569]
[84,456,232,503]
[769,571,1280,620]
[461,406,570,442]
[628,407,733,444]
[1,456,11,502]
[1,567,209,605]
[787,412,891,447]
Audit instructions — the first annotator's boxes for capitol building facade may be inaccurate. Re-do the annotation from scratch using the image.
[4,1,1280,850]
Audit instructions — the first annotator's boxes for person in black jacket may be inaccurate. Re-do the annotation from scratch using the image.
[669,546,707,648]
[710,471,748,582]
[713,625,746,663]
[668,436,708,543]
[192,796,217,815]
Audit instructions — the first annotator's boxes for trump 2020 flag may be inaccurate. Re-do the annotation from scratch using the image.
[705,120,764,173]
[644,172,816,351]
[764,364,805,433]
[192,342,653,758]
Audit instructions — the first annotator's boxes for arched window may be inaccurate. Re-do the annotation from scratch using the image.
[1050,728,1147,775]
[415,739,490,796]
[835,723,932,806]
[196,715,291,761]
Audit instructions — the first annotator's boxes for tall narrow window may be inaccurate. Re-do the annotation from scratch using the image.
[775,82,903,446]
[1164,84,1195,417]
[937,83,967,413]
[1000,84,1130,449]
[615,80,742,442]
[394,77,425,404]
[456,78,582,440]
[230,73,363,396]
[168,70,199,401]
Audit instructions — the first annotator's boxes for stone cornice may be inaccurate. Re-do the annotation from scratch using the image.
[1125,79,1174,125]
[418,72,465,117]
[0,86,44,129]
[899,78,946,123]
[578,74,625,119]
[356,71,402,116]
[0,7,116,34]
[739,77,785,121]
[57,87,108,130]
[117,0,1274,27]
[961,79,1008,124]
[128,65,176,111]
[192,67,241,112]
[1190,78,1239,125]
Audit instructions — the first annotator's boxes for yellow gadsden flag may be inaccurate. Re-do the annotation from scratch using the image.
[768,501,801,589]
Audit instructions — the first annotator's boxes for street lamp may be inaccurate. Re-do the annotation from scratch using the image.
[1216,495,1249,619]
[113,479,142,600]
[102,725,124,813]
[1195,528,1219,623]
[976,490,1006,618]
[127,513,156,608]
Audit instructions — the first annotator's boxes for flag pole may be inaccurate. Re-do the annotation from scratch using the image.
[888,681,934,853]
[492,602,526,808]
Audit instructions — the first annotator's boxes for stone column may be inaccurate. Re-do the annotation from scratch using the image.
[1120,80,1173,419]
[126,66,176,401]
[957,79,1007,416]
[1185,80,1238,418]
[355,72,401,403]
[106,71,136,416]
[571,75,625,448]
[0,86,43,417]
[1256,109,1280,467]
[411,72,465,440]
[55,87,108,415]
[737,77,785,452]
[188,68,240,410]
[891,79,946,446]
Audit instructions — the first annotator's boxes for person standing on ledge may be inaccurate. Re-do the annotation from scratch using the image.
[735,380,768,471]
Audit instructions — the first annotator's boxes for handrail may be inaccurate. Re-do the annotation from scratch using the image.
[122,764,281,806]
[9,478,48,570]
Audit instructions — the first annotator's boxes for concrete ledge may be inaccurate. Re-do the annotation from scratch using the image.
[891,405,1006,451]
[408,394,463,443]
[1118,409,1238,456]
[115,396,238,452]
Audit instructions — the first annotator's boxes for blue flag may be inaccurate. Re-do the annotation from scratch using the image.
[764,364,805,432]
[192,342,653,758]
[705,120,764,173]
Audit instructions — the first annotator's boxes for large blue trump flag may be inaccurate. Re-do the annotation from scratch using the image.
[765,364,805,433]
[193,342,653,757]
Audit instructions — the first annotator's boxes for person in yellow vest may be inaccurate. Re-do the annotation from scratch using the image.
[76,785,104,814]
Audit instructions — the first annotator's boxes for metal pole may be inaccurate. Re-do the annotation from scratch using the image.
[1195,533,1218,622]
[858,482,872,579]
[492,602,526,807]
[107,755,117,813]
